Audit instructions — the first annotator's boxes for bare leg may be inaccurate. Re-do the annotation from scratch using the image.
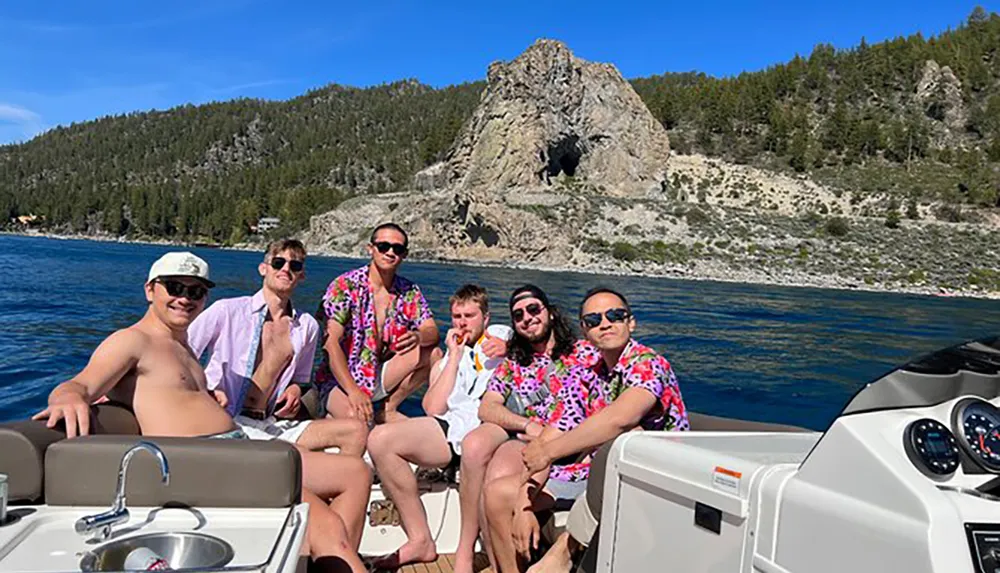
[381,344,435,418]
[526,532,579,573]
[482,440,530,572]
[455,424,509,573]
[296,417,368,456]
[368,418,453,568]
[301,488,366,573]
[298,447,373,550]
[324,387,355,419]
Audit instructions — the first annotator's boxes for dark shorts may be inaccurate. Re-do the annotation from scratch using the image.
[434,418,461,469]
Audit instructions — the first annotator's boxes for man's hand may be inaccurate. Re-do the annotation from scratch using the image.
[211,389,229,409]
[522,436,555,474]
[444,328,464,353]
[262,315,294,371]
[32,393,91,438]
[480,333,508,359]
[512,508,540,560]
[393,330,420,354]
[347,387,373,424]
[274,384,302,419]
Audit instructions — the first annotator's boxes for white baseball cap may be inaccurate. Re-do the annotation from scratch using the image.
[147,252,215,287]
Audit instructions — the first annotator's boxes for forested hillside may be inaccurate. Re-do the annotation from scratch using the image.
[3,7,1000,243]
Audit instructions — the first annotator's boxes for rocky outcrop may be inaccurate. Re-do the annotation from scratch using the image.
[916,60,966,134]
[307,39,673,262]
[428,39,671,198]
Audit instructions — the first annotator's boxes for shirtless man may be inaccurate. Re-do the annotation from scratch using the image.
[188,238,366,456]
[32,252,369,573]
[316,223,439,426]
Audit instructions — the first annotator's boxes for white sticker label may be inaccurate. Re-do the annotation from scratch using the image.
[712,466,742,495]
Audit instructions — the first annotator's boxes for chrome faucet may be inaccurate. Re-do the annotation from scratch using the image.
[75,441,170,541]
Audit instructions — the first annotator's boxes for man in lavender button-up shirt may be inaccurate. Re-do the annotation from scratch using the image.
[187,239,367,456]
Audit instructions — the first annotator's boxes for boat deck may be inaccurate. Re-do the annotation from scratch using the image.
[396,553,494,573]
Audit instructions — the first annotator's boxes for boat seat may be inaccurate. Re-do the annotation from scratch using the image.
[45,435,301,508]
[688,412,810,433]
[0,402,140,504]
[0,401,302,508]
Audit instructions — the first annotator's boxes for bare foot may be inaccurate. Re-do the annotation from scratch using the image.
[526,541,573,573]
[371,539,437,569]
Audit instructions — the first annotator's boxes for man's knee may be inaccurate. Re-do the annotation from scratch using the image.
[342,455,374,489]
[366,424,394,459]
[461,431,497,468]
[483,477,516,514]
[340,418,368,452]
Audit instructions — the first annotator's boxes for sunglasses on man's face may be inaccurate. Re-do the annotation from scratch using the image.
[512,303,544,324]
[270,256,304,273]
[581,307,630,329]
[372,241,407,257]
[159,279,208,301]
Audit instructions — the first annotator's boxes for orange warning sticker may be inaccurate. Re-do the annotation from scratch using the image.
[712,466,742,495]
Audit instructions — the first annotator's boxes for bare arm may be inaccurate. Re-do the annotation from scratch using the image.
[416,317,439,347]
[478,391,542,434]
[252,316,294,403]
[524,387,655,471]
[32,329,145,438]
[422,333,462,415]
[323,319,360,394]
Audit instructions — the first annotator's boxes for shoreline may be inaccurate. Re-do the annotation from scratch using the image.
[4,229,998,301]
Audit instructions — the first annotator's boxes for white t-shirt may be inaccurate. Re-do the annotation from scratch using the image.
[433,323,513,454]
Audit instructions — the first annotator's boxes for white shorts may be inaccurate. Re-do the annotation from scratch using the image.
[233,415,311,444]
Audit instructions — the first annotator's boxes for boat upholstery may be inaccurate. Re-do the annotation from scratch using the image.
[0,402,302,507]
[0,402,140,503]
[45,435,301,508]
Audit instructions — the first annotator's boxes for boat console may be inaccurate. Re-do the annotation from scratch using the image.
[590,336,1000,573]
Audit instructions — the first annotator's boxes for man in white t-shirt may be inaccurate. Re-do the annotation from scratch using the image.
[367,284,512,569]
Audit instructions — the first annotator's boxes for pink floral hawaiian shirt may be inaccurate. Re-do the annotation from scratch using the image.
[316,264,433,398]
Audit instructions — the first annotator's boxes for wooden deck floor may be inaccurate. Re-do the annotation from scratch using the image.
[396,553,494,573]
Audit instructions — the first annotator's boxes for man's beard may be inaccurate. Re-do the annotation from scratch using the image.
[524,320,552,345]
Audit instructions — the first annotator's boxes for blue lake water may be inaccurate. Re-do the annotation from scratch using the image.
[2,234,999,431]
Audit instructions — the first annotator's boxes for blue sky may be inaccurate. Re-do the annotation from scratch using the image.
[0,1,995,145]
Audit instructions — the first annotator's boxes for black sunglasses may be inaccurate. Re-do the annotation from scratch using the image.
[372,241,407,256]
[158,279,208,301]
[270,256,304,273]
[581,307,630,329]
[512,303,544,323]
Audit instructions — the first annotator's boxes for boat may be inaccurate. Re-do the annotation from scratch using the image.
[568,335,1000,573]
[2,336,997,572]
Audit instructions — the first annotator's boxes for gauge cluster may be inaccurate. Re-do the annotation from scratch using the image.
[952,397,1000,473]
[903,397,1000,478]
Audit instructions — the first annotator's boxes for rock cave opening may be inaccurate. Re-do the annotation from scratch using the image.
[465,214,500,247]
[541,135,582,182]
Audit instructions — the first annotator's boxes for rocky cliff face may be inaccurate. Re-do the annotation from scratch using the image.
[307,39,673,262]
[423,39,671,198]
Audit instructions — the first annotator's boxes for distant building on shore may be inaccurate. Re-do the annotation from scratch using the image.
[253,216,281,234]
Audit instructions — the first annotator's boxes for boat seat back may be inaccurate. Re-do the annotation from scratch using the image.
[688,412,810,433]
[0,402,140,504]
[45,435,301,508]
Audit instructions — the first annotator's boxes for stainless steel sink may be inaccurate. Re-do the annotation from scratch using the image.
[79,531,235,571]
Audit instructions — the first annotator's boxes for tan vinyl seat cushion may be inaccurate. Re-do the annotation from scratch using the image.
[45,435,301,508]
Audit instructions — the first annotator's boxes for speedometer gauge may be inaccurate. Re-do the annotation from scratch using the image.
[952,398,1000,473]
